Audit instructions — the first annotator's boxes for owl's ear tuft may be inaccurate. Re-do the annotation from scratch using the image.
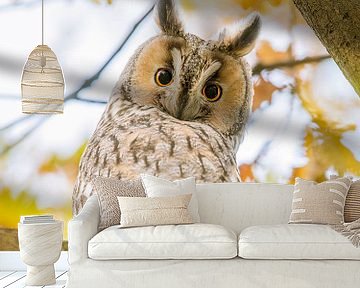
[155,0,184,36]
[219,13,261,57]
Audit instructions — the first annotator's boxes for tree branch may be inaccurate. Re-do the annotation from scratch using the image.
[0,4,155,155]
[0,117,48,155]
[65,3,155,102]
[252,55,331,75]
[71,97,107,104]
[0,115,34,132]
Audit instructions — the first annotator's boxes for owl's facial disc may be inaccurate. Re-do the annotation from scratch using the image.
[129,32,254,139]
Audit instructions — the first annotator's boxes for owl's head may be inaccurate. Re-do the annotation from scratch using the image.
[116,0,260,148]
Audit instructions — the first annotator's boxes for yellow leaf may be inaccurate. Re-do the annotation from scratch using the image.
[180,0,196,12]
[0,188,45,228]
[91,0,112,5]
[0,187,72,239]
[233,0,285,12]
[293,79,360,179]
[269,0,283,6]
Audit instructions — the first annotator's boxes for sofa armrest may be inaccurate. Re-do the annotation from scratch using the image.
[68,195,100,264]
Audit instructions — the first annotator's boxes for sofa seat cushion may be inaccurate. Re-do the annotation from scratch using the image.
[238,224,360,260]
[88,223,237,260]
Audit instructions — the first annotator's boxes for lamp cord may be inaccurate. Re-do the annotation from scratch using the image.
[42,0,44,45]
[40,0,45,70]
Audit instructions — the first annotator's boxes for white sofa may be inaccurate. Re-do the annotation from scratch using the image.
[66,182,360,288]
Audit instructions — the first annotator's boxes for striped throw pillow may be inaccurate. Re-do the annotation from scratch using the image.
[330,175,360,223]
[289,177,352,225]
[345,180,360,222]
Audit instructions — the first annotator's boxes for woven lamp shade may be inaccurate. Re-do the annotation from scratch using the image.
[21,45,65,114]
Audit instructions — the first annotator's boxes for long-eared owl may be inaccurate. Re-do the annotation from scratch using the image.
[73,0,261,215]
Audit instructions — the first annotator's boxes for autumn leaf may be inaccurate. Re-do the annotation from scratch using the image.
[252,75,280,111]
[91,0,112,5]
[0,187,46,228]
[0,187,72,239]
[233,0,284,12]
[0,186,72,250]
[39,142,87,182]
[291,79,360,181]
[256,41,292,66]
[239,164,255,182]
[180,0,196,11]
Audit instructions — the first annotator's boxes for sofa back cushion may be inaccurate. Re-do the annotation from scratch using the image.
[195,182,293,234]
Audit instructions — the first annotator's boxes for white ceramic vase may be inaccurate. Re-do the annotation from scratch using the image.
[18,221,63,286]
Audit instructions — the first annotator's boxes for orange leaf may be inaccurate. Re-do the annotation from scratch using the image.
[256,41,292,66]
[38,142,87,182]
[252,75,278,111]
[239,164,255,182]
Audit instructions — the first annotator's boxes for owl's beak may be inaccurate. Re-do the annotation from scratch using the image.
[171,91,193,121]
[172,94,204,122]
[160,89,202,122]
[160,90,187,120]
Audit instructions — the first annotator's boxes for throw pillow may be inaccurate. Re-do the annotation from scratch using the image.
[289,177,352,225]
[92,177,146,230]
[140,174,200,222]
[117,194,194,228]
[345,180,360,222]
[330,175,360,223]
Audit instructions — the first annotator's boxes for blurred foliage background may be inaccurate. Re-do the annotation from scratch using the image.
[0,0,359,250]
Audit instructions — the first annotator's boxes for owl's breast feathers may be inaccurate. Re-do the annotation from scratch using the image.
[73,102,240,214]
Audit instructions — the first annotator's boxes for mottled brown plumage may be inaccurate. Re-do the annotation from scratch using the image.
[72,0,261,215]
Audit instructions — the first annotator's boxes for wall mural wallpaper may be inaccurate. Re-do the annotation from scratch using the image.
[0,0,359,250]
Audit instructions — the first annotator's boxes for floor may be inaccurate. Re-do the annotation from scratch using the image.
[0,271,67,288]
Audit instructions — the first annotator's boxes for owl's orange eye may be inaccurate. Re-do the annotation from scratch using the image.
[155,68,173,86]
[202,83,222,102]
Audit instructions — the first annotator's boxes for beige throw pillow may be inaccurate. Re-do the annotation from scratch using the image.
[92,177,146,230]
[140,174,200,222]
[118,194,193,228]
[289,177,352,225]
[330,175,360,223]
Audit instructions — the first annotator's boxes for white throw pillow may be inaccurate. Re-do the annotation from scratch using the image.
[140,174,200,222]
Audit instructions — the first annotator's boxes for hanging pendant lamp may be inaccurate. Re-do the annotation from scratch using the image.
[21,0,65,114]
